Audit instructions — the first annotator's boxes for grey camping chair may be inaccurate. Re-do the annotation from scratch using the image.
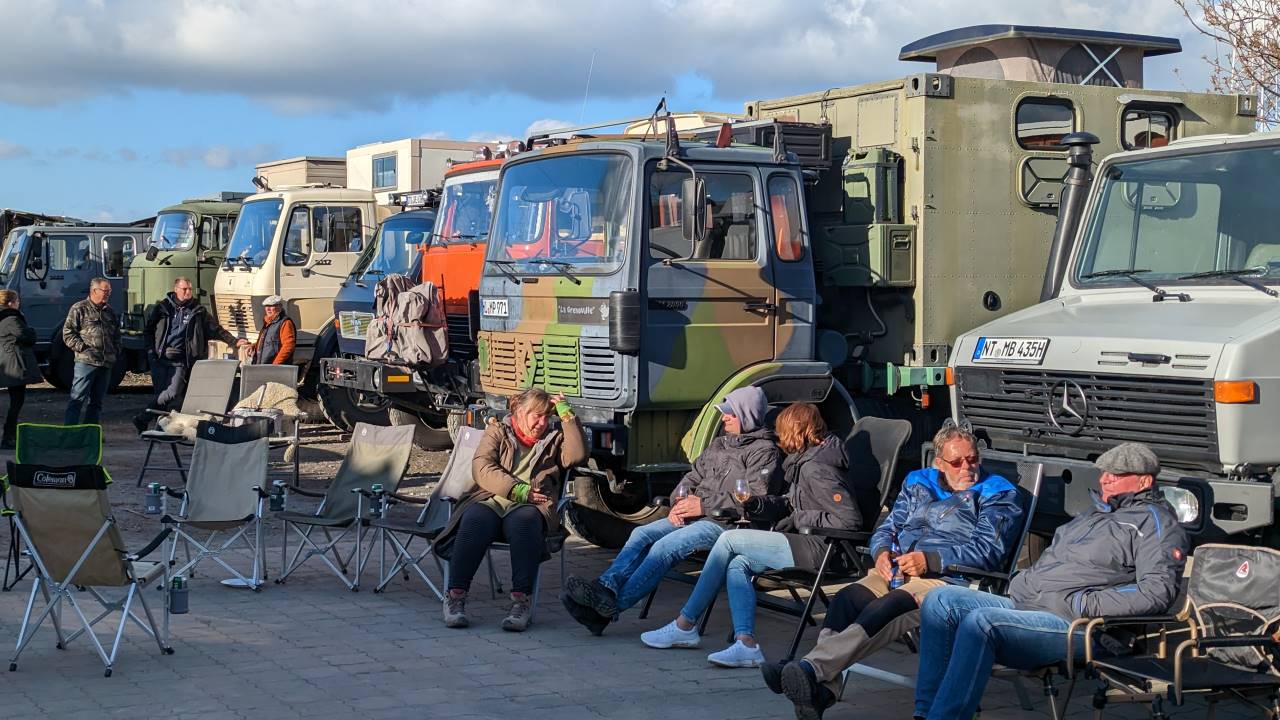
[239,363,299,403]
[136,359,240,486]
[162,420,271,591]
[236,363,302,485]
[274,422,414,591]
[4,461,173,677]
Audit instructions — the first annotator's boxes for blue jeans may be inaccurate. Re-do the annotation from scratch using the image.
[65,363,111,425]
[915,587,1084,720]
[679,529,794,638]
[597,518,724,612]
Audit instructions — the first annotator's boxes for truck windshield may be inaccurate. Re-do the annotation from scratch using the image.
[1074,144,1280,287]
[0,230,23,282]
[150,212,196,251]
[487,153,632,275]
[225,199,283,267]
[353,214,433,280]
[435,177,495,243]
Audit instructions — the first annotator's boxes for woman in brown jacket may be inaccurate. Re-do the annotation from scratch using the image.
[439,387,587,631]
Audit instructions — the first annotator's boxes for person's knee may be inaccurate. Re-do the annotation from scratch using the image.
[726,554,752,580]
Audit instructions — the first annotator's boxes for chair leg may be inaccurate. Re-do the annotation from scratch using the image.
[168,443,188,484]
[135,441,156,486]
[786,542,836,661]
[700,593,717,637]
[638,586,657,620]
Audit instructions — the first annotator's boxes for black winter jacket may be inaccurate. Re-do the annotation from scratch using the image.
[683,427,782,526]
[0,309,40,386]
[1009,488,1188,621]
[144,293,237,366]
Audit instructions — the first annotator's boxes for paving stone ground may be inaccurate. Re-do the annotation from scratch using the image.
[0,380,1256,719]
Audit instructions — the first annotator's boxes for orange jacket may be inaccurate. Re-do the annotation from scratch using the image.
[254,315,296,365]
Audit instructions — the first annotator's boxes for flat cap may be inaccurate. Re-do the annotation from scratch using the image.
[1094,442,1160,476]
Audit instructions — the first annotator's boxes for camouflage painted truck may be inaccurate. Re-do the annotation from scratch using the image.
[121,193,247,371]
[951,128,1279,547]
[320,157,502,441]
[469,25,1254,549]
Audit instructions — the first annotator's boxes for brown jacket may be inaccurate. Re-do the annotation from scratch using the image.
[435,415,588,558]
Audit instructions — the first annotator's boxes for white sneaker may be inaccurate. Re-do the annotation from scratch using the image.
[707,640,765,668]
[640,620,701,649]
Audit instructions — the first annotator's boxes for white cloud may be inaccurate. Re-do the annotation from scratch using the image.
[163,143,278,169]
[0,139,31,159]
[523,119,575,137]
[0,0,1218,113]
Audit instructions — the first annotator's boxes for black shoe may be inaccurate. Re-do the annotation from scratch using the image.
[781,661,837,720]
[761,659,786,694]
[560,591,609,636]
[132,412,150,434]
[564,575,618,619]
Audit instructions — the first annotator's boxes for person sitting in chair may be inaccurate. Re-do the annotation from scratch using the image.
[434,388,587,632]
[772,423,1024,720]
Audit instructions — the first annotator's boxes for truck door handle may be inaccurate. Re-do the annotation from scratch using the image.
[743,299,777,315]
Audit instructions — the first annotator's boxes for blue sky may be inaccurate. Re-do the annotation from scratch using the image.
[0,0,1232,223]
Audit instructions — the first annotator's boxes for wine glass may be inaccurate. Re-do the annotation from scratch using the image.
[672,482,690,503]
[732,477,752,526]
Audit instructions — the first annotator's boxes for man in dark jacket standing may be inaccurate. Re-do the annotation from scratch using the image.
[132,277,246,431]
[911,442,1188,720]
[63,278,120,425]
[562,386,782,635]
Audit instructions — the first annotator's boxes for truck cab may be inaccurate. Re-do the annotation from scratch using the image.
[0,223,152,388]
[212,187,384,376]
[952,131,1280,545]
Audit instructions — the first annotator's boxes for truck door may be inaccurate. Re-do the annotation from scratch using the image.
[278,203,365,348]
[765,173,815,360]
[642,167,775,406]
[24,232,94,342]
[101,234,137,315]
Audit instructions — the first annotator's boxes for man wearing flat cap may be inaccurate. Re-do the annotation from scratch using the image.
[908,442,1190,720]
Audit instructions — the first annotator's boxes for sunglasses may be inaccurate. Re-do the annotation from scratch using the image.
[939,455,980,469]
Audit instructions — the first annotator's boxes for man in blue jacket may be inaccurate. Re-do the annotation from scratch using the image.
[771,424,1024,719]
[911,442,1188,720]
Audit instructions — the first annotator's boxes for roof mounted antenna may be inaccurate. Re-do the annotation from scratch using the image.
[643,97,667,141]
[664,110,682,159]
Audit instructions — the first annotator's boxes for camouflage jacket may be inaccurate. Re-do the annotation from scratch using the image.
[63,299,120,367]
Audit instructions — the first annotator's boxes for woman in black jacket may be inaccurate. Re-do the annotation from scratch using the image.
[0,290,42,449]
[639,402,864,668]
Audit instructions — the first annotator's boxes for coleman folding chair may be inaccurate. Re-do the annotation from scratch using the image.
[1085,543,1280,719]
[4,423,103,591]
[275,422,414,591]
[4,460,173,677]
[136,359,240,486]
[162,420,271,591]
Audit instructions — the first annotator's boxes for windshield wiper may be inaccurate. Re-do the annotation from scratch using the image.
[488,259,522,283]
[537,259,581,285]
[1081,269,1190,302]
[1178,268,1279,298]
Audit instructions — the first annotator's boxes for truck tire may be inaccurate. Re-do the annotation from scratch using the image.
[388,407,452,451]
[565,475,667,550]
[43,324,74,391]
[319,382,392,433]
[446,411,465,443]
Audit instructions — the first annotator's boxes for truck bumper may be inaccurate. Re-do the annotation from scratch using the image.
[320,357,420,395]
[978,448,1276,540]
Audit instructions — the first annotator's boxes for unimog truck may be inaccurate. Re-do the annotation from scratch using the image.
[470,25,1256,548]
[951,130,1279,546]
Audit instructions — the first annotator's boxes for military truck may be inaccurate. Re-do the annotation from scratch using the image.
[211,186,386,389]
[470,25,1255,548]
[121,193,248,366]
[951,129,1279,545]
[320,157,502,440]
[0,223,153,389]
[316,201,438,430]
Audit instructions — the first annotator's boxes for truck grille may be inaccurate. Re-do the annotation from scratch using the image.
[217,295,254,336]
[338,311,373,340]
[956,368,1218,462]
[478,332,621,400]
[446,314,474,358]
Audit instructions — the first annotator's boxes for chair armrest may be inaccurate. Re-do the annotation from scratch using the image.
[162,486,185,500]
[285,484,325,498]
[127,528,173,561]
[710,508,741,522]
[945,565,1011,582]
[387,492,427,506]
[1080,614,1191,670]
[145,408,168,417]
[1195,635,1280,650]
[798,526,871,542]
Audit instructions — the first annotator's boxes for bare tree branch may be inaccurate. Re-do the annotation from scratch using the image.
[1175,0,1279,126]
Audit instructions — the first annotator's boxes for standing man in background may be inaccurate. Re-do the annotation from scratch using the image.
[63,278,120,425]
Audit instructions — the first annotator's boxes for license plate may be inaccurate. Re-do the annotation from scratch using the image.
[482,298,509,318]
[972,336,1050,365]
[338,311,374,340]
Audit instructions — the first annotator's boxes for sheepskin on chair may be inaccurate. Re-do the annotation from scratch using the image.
[234,381,305,462]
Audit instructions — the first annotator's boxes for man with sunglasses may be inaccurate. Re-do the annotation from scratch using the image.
[771,424,1024,719]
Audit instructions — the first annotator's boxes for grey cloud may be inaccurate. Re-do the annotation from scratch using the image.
[162,143,279,170]
[0,139,31,159]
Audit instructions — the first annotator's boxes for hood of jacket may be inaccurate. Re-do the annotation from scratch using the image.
[0,308,23,324]
[163,292,199,312]
[784,434,848,477]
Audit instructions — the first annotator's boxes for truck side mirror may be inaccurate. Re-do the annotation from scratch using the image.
[681,177,708,249]
[25,237,47,281]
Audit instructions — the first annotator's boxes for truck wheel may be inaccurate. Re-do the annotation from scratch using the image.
[318,382,392,433]
[446,411,465,443]
[388,407,452,451]
[43,324,74,391]
[565,475,667,550]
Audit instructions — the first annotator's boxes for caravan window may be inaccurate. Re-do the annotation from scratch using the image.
[373,155,397,189]
[1122,106,1177,150]
[1016,98,1076,150]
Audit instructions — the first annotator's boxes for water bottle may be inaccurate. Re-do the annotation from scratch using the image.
[169,575,189,615]
[144,483,162,515]
[370,483,384,518]
[269,481,285,512]
[889,535,904,590]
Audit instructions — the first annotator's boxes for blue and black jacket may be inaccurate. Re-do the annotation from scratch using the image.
[868,467,1023,577]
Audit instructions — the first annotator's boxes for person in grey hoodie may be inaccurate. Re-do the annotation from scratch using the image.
[562,386,782,635]
[910,442,1189,720]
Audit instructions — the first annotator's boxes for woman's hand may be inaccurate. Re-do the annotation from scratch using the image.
[528,490,550,505]
[549,392,566,405]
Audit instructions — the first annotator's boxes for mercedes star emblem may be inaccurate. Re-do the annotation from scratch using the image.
[1047,379,1089,435]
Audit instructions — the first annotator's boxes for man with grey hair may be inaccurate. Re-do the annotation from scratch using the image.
[909,442,1189,720]
[63,278,120,425]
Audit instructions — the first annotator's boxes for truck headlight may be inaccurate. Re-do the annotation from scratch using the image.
[1160,486,1201,524]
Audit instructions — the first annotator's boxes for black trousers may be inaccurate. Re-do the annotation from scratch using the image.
[152,359,190,410]
[823,581,919,638]
[447,502,545,595]
[4,384,24,440]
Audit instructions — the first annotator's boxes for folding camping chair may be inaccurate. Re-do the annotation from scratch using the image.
[162,420,270,590]
[136,359,240,486]
[275,422,414,591]
[1085,543,1280,719]
[4,460,173,676]
[4,423,103,591]
[237,363,302,485]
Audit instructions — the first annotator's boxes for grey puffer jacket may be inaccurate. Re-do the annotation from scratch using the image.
[0,309,41,386]
[63,299,119,367]
[683,427,783,526]
[1009,487,1188,621]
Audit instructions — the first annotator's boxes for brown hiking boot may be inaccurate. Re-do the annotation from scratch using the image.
[443,590,469,628]
[501,592,532,632]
